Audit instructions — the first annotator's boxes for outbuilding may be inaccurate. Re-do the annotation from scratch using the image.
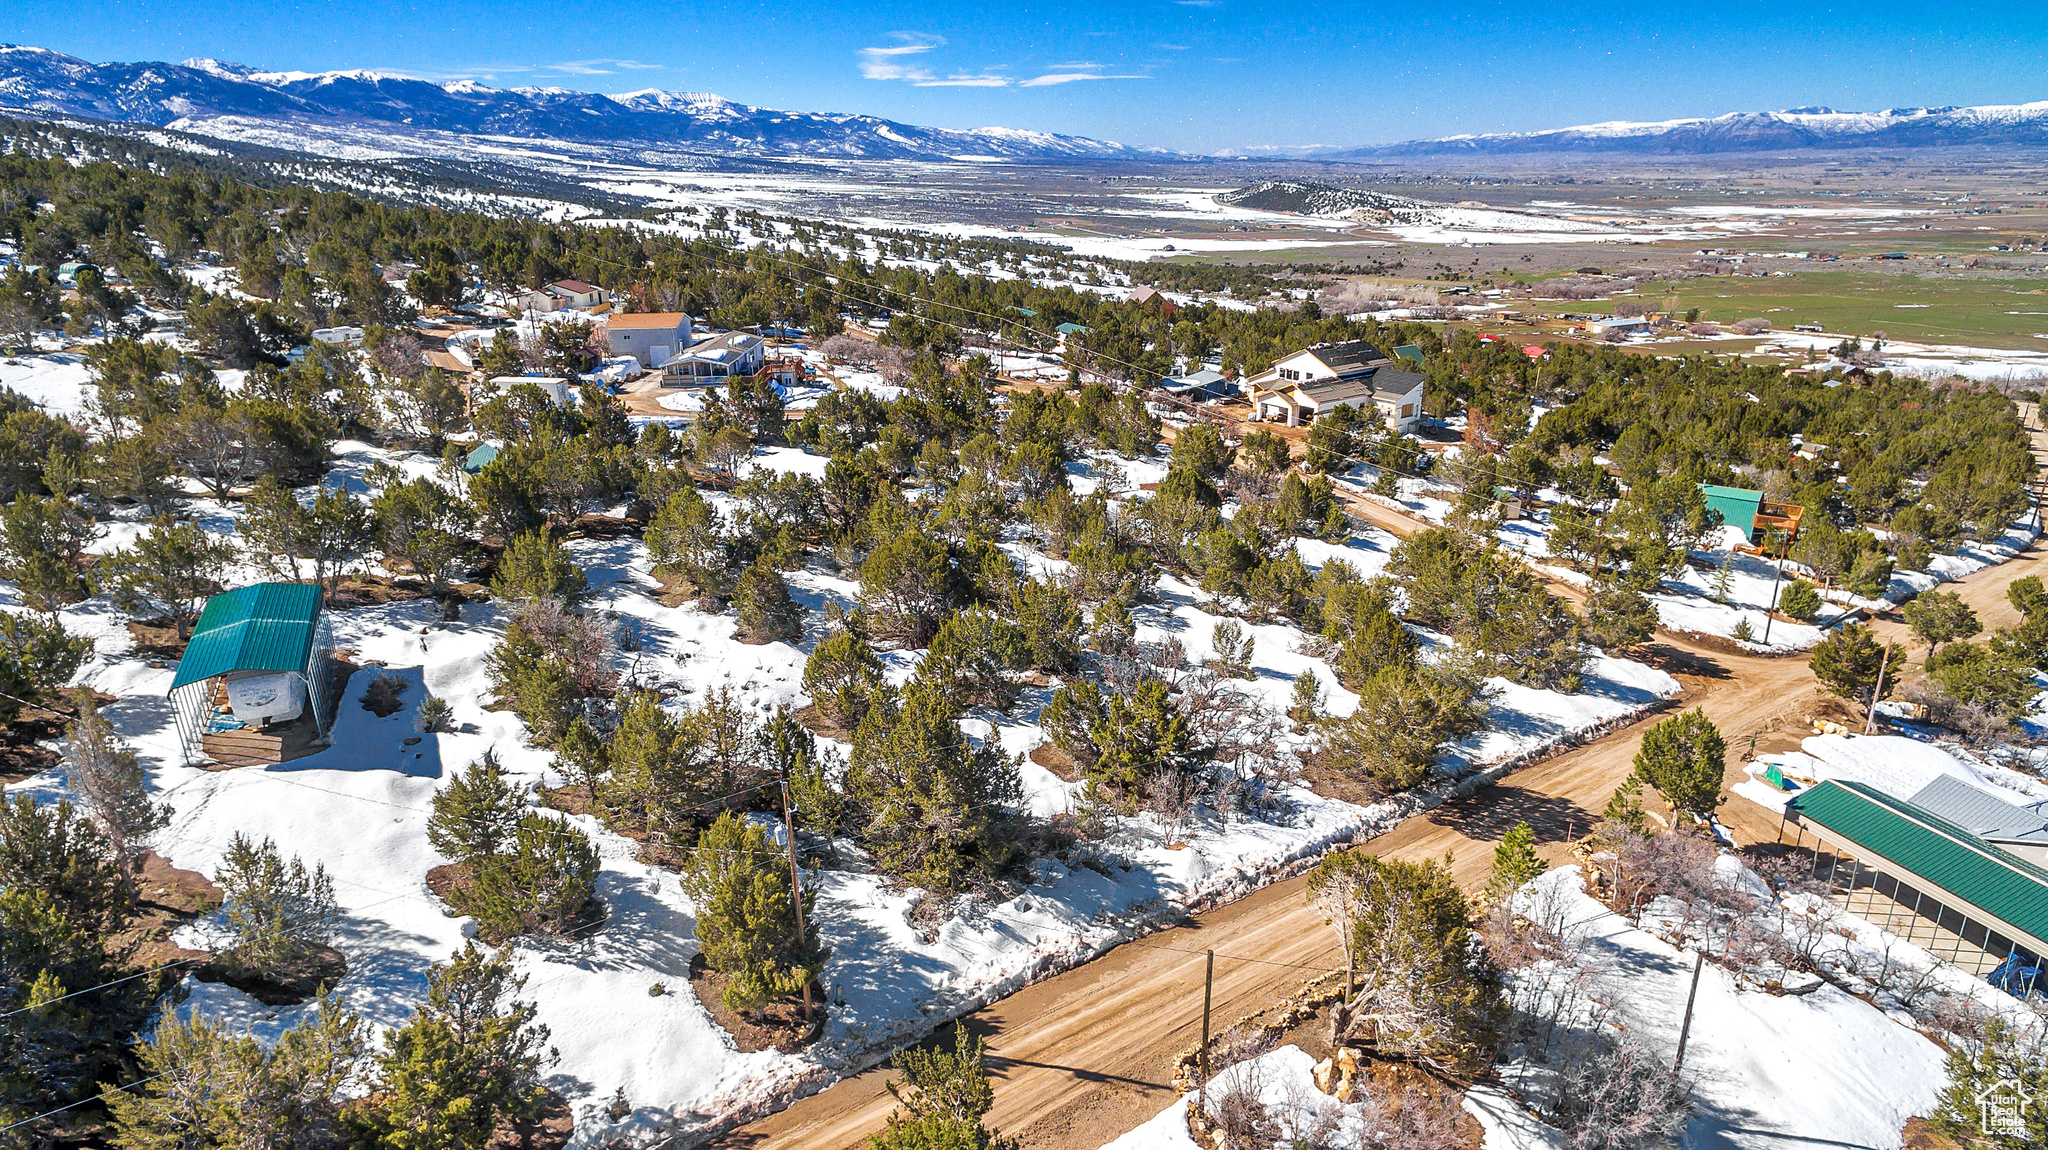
[605,312,693,369]
[166,583,341,767]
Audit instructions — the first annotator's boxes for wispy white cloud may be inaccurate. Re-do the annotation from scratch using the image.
[1021,71,1150,86]
[858,32,944,82]
[1176,0,1223,7]
[543,58,661,75]
[918,73,1014,87]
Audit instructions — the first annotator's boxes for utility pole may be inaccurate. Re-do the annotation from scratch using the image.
[780,777,811,1018]
[1864,643,1893,734]
[1672,949,1705,1081]
[1760,530,1787,646]
[1197,950,1214,1112]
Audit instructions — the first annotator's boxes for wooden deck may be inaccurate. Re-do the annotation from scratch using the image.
[198,661,353,769]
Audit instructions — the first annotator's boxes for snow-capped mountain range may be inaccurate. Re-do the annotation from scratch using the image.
[0,45,1151,161]
[1342,103,2048,157]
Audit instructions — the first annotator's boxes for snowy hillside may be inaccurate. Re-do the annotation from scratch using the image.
[0,44,1157,161]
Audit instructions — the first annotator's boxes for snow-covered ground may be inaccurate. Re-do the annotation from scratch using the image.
[1093,864,1961,1150]
[1735,732,2048,815]
[0,409,1682,1143]
[1350,469,2038,652]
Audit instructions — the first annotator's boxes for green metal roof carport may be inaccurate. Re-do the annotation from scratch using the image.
[166,583,334,763]
[1697,483,1762,539]
[1786,780,2048,961]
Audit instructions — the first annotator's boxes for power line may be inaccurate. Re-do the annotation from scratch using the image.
[0,1070,173,1133]
[0,958,199,1019]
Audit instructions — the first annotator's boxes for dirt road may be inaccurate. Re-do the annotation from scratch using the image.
[718,405,2048,1150]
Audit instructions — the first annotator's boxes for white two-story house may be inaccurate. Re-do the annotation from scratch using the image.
[1246,340,1426,432]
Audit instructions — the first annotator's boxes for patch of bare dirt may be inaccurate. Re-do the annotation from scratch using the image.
[326,574,434,609]
[484,1090,575,1150]
[125,616,188,658]
[566,514,644,541]
[117,850,223,971]
[686,953,825,1054]
[194,947,349,1006]
[1900,1117,1970,1150]
[1028,741,1081,781]
[791,703,851,741]
[538,783,596,817]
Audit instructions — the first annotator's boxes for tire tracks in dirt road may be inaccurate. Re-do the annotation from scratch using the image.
[717,405,2048,1150]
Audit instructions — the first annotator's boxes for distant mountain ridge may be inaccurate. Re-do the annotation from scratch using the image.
[1338,103,2048,157]
[1215,180,1425,216]
[0,44,1153,161]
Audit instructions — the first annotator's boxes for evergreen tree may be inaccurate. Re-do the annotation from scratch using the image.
[98,516,236,639]
[1318,662,1492,792]
[644,486,731,597]
[361,943,553,1150]
[1210,618,1255,679]
[857,530,962,648]
[678,812,826,1013]
[63,692,167,878]
[0,612,93,728]
[0,492,97,610]
[1006,577,1082,674]
[427,754,527,864]
[215,833,340,977]
[490,529,587,604]
[870,1024,1009,1150]
[371,478,472,594]
[802,630,887,730]
[1169,422,1233,483]
[460,813,600,939]
[848,679,1021,894]
[734,558,805,644]
[1776,579,1822,623]
[109,989,367,1150]
[920,607,1028,711]
[1484,822,1544,905]
[1586,579,1658,652]
[0,796,162,1133]
[1808,624,1903,707]
[1932,1019,2047,1150]
[1322,854,1499,1071]
[1599,780,1650,837]
[1630,709,1725,822]
[1289,667,1324,727]
[1901,589,1980,657]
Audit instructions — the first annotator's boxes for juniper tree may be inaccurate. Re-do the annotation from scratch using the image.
[802,630,887,730]
[1318,662,1492,793]
[0,795,161,1127]
[678,813,826,1013]
[1289,667,1325,727]
[1006,577,1082,673]
[426,754,527,864]
[1484,822,1545,905]
[63,693,167,879]
[490,529,587,604]
[1901,589,1980,658]
[0,612,92,728]
[460,813,600,939]
[109,989,367,1150]
[1629,709,1725,823]
[857,529,962,648]
[870,1024,1008,1150]
[99,516,236,639]
[848,678,1021,894]
[215,834,340,977]
[733,558,805,644]
[0,492,97,610]
[1776,579,1821,623]
[920,607,1029,711]
[645,486,731,596]
[1585,578,1658,652]
[1808,623,1903,708]
[1322,854,1499,1072]
[363,943,553,1150]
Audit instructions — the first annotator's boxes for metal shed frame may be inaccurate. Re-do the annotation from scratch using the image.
[166,584,335,767]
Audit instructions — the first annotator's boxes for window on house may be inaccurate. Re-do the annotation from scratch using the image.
[1400,404,1414,418]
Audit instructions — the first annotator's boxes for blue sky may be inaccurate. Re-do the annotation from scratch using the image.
[6,0,2045,151]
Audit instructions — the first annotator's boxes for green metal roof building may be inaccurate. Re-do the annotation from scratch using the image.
[1697,484,1762,538]
[463,442,501,474]
[166,583,336,766]
[1784,780,2048,975]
